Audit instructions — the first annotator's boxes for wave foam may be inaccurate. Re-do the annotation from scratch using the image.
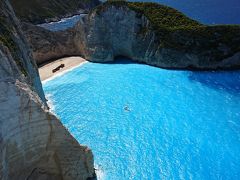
[95,164,105,180]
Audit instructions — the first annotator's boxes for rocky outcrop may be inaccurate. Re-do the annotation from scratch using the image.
[75,2,240,69]
[22,23,81,65]
[24,2,240,69]
[0,1,95,179]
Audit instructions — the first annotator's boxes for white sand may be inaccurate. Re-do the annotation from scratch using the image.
[39,56,87,82]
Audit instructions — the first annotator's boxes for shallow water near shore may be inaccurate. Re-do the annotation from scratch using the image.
[43,60,240,180]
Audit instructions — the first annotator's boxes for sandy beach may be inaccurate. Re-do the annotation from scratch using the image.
[39,56,87,81]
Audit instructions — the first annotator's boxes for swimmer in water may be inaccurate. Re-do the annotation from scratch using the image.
[124,106,130,112]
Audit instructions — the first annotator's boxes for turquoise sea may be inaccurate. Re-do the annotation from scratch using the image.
[43,60,240,180]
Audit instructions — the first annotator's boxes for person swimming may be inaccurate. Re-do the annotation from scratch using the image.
[124,106,130,112]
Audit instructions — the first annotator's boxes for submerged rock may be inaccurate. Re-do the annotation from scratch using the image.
[24,2,240,70]
[0,0,95,179]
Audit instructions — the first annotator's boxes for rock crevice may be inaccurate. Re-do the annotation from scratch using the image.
[24,2,240,69]
[0,1,95,179]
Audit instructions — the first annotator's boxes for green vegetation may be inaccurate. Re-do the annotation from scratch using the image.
[94,1,240,61]
[10,0,100,23]
[128,2,201,29]
[0,16,27,75]
[94,1,201,28]
[0,17,16,52]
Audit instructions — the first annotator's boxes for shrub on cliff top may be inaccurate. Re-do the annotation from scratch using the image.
[128,2,202,29]
[95,1,201,29]
[94,1,240,61]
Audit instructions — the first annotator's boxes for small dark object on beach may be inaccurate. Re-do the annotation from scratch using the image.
[52,63,65,73]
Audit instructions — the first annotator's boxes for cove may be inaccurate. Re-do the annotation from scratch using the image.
[38,14,86,31]
[43,59,240,179]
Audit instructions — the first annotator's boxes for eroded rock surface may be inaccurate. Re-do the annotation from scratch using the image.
[0,1,95,179]
[22,23,81,65]
[24,2,240,69]
[80,4,240,69]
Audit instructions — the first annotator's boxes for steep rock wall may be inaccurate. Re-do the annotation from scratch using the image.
[75,4,240,69]
[0,1,95,179]
[22,23,81,65]
[24,3,240,70]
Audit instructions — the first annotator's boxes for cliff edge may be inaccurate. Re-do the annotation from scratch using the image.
[25,1,240,69]
[79,2,240,69]
[0,1,95,179]
[10,0,100,24]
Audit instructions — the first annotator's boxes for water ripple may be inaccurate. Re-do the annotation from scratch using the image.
[44,61,240,180]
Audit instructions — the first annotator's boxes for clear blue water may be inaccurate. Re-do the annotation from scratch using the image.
[133,0,240,24]
[43,60,240,180]
[38,14,86,31]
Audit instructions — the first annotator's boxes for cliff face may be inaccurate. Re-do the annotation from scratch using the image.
[76,2,240,69]
[25,2,240,69]
[22,23,81,65]
[0,1,95,179]
[10,0,100,24]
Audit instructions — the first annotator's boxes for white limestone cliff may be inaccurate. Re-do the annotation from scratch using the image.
[0,1,95,179]
[24,3,240,70]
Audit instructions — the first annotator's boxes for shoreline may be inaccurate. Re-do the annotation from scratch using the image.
[39,56,87,83]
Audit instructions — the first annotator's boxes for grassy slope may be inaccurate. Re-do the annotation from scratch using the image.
[10,0,100,23]
[95,1,240,61]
